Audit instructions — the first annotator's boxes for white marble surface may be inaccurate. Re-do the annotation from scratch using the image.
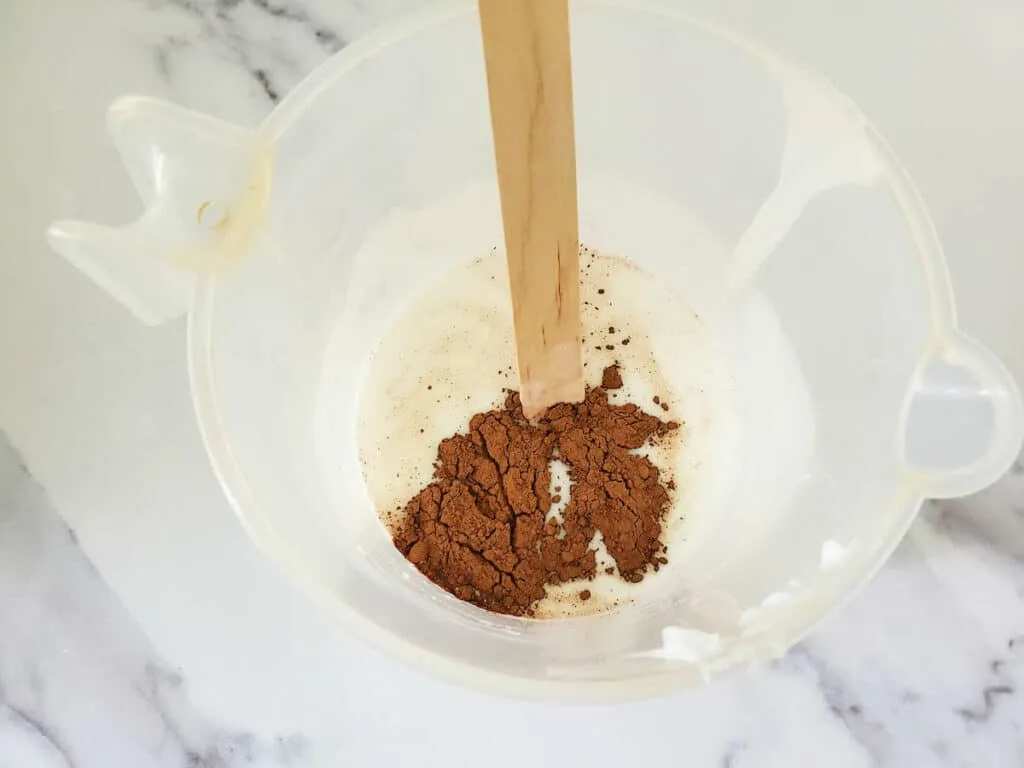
[2,0,1024,765]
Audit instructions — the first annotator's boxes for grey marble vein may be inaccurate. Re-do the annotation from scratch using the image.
[144,0,348,104]
[2,703,77,768]
[718,740,749,768]
[778,647,886,765]
[245,0,345,51]
[0,433,307,768]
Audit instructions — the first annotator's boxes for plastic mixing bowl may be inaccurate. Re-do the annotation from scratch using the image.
[48,0,1023,700]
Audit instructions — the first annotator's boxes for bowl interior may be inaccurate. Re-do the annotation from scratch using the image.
[191,1,942,697]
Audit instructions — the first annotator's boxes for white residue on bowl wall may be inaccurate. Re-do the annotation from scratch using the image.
[724,66,886,301]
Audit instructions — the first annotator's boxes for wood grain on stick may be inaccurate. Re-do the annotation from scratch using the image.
[478,0,584,418]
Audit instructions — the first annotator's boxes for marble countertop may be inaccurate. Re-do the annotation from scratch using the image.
[2,0,1024,765]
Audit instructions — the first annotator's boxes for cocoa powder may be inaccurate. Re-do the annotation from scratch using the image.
[391,365,679,616]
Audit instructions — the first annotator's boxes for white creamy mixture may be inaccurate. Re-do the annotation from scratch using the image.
[357,246,734,617]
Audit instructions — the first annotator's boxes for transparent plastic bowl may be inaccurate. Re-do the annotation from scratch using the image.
[48,0,1023,700]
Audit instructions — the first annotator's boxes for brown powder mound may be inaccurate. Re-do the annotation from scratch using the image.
[391,365,680,616]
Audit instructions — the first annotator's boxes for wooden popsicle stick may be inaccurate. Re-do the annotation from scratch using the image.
[478,0,584,419]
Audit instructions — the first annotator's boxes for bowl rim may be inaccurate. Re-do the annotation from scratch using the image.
[186,0,958,701]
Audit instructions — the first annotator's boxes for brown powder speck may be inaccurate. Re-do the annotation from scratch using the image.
[601,364,623,390]
[653,396,660,405]
[598,288,605,295]
[608,326,616,334]
[661,402,669,412]
[579,589,592,601]
[605,567,615,575]
[390,376,678,616]
[605,344,614,350]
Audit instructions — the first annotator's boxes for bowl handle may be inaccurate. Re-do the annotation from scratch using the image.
[905,333,1024,499]
[46,96,272,325]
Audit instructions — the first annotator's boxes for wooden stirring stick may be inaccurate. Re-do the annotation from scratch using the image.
[478,0,584,419]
